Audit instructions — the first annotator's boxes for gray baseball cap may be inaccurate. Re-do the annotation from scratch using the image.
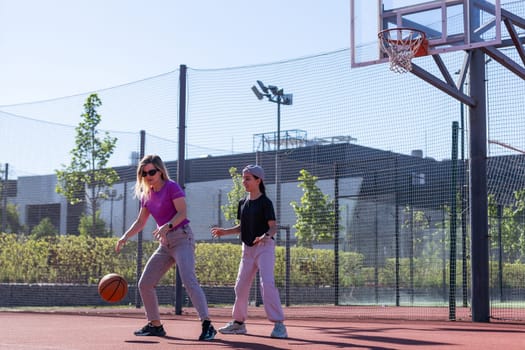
[242,164,265,180]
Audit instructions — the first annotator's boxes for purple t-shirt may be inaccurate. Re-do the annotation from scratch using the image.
[141,180,190,229]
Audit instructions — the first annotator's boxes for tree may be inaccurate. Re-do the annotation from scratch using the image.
[55,94,119,237]
[30,217,58,239]
[78,211,109,237]
[221,167,245,225]
[0,203,25,234]
[290,169,336,248]
[402,206,432,258]
[488,191,525,262]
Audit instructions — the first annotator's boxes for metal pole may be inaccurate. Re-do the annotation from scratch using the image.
[449,121,459,321]
[333,162,340,306]
[460,98,468,308]
[469,48,490,322]
[409,205,414,305]
[497,205,503,302]
[394,156,400,307]
[276,98,281,241]
[285,225,290,306]
[175,64,187,315]
[135,130,145,308]
[122,182,127,234]
[110,196,114,234]
[1,163,8,233]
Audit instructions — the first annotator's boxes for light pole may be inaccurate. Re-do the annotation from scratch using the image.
[251,80,293,239]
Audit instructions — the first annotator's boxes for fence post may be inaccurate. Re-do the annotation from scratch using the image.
[175,64,187,315]
[449,121,459,321]
[135,130,146,308]
[1,163,8,233]
[334,162,340,306]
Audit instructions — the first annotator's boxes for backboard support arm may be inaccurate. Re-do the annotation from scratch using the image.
[410,58,476,107]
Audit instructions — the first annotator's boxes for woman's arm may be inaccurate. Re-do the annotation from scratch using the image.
[115,206,150,253]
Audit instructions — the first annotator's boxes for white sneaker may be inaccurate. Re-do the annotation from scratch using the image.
[218,321,247,334]
[270,322,288,338]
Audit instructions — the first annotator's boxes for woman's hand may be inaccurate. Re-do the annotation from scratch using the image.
[115,236,127,253]
[153,225,169,245]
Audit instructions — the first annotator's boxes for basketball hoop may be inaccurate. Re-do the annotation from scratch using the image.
[378,28,428,73]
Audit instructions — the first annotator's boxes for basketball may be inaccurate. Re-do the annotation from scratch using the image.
[98,273,128,303]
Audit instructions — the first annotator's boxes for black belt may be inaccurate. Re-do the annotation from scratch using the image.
[169,224,189,232]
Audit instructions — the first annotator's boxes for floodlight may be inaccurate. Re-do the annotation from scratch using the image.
[251,86,264,100]
[282,94,293,105]
[268,85,279,95]
[257,80,269,93]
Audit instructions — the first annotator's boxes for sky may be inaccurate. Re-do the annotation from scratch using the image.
[0,0,350,105]
[1,0,522,178]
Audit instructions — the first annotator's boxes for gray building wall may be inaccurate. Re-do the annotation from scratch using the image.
[13,174,363,242]
[16,174,69,234]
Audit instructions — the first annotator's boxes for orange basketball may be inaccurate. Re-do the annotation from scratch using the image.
[98,273,128,303]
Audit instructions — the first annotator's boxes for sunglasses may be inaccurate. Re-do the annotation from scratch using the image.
[141,169,160,177]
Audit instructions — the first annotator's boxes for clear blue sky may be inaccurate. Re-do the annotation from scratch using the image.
[2,0,521,178]
[0,0,350,105]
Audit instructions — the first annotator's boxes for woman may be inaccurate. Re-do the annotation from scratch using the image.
[211,164,288,339]
[115,154,216,341]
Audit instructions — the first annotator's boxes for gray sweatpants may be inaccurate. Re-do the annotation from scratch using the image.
[232,238,285,323]
[138,224,209,322]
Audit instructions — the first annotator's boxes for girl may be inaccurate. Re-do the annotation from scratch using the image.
[211,164,288,338]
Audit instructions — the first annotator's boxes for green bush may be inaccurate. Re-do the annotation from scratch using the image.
[380,258,446,288]
[379,257,469,288]
[497,262,525,288]
[277,247,363,287]
[0,234,50,283]
[0,233,364,287]
[488,261,525,288]
[2,233,523,290]
[195,243,241,286]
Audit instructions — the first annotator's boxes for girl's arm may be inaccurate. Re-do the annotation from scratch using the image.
[210,224,241,238]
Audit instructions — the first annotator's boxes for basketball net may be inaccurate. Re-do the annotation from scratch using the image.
[378,28,426,74]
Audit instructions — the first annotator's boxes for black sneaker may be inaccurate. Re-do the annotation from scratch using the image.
[134,322,166,337]
[199,320,217,341]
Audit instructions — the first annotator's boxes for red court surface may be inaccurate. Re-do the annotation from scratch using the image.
[1,306,524,349]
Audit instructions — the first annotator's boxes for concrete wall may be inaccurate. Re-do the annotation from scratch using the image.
[0,283,348,307]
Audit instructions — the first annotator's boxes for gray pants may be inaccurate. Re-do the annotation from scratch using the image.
[138,224,209,321]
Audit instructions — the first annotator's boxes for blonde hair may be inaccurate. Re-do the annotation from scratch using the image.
[134,154,170,200]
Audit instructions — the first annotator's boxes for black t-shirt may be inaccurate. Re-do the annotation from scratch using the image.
[237,194,276,246]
